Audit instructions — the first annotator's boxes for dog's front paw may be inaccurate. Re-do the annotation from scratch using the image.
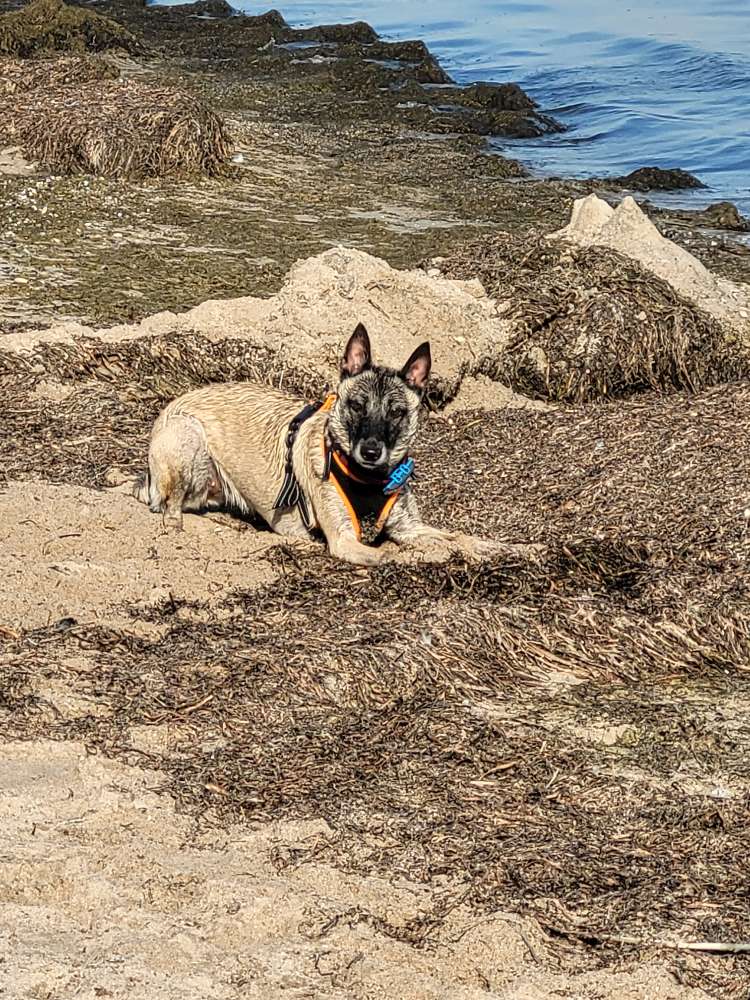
[450,534,546,564]
[396,534,458,565]
[471,538,546,562]
[329,539,386,567]
[399,532,545,566]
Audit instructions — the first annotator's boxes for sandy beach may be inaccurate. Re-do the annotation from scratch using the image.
[2,2,750,997]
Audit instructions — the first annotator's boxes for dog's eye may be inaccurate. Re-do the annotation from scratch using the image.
[349,398,366,415]
[390,407,406,421]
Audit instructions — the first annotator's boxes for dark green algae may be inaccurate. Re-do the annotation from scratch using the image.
[0,0,747,328]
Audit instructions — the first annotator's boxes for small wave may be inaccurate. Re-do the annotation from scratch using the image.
[224,0,750,212]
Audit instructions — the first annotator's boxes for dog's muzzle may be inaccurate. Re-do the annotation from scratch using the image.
[355,439,386,468]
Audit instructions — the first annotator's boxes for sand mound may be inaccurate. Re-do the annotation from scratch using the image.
[7,238,748,407]
[0,0,141,58]
[0,75,232,179]
[433,231,746,402]
[261,248,513,397]
[3,247,523,409]
[552,194,750,336]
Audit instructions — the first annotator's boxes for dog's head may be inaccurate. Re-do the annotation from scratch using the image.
[328,323,431,473]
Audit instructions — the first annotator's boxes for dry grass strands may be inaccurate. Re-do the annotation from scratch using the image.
[0,0,142,58]
[0,54,117,95]
[0,78,232,178]
[415,383,750,566]
[435,232,747,402]
[2,332,325,403]
[3,550,750,999]
[0,334,328,485]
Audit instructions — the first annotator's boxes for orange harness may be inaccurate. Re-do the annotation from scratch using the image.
[273,393,411,544]
[325,447,404,544]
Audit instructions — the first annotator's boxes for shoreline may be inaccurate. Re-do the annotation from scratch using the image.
[0,0,747,329]
[154,0,750,217]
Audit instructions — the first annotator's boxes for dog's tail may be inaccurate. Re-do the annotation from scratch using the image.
[132,470,151,505]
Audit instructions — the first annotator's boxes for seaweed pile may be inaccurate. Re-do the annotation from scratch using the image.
[433,231,748,401]
[0,334,322,485]
[2,547,749,997]
[79,0,564,140]
[1,76,232,178]
[0,0,141,57]
[0,0,231,178]
[0,52,117,93]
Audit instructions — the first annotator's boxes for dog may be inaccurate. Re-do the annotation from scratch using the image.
[133,323,505,566]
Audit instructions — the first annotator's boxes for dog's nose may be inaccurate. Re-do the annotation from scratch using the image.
[359,439,384,464]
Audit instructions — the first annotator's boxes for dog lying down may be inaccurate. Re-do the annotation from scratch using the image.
[134,324,528,566]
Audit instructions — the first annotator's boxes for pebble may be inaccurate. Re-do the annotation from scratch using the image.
[709,786,733,801]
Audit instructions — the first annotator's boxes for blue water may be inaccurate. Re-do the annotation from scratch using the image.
[228,0,750,214]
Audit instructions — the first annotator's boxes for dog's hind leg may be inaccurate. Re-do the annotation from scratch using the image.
[132,469,184,529]
[132,472,151,506]
[141,415,217,531]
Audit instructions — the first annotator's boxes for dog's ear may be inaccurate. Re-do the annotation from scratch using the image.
[341,323,372,378]
[401,342,431,392]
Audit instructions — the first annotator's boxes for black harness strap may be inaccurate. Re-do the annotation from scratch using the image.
[272,400,324,530]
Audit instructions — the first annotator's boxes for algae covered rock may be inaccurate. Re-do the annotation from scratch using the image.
[0,0,143,57]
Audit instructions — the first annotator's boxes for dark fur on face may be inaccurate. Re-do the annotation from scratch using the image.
[327,324,431,473]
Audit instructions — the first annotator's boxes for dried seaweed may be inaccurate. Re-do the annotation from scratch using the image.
[0,0,142,58]
[2,333,750,995]
[0,53,117,94]
[0,334,324,486]
[3,550,750,996]
[0,73,232,178]
[433,232,747,401]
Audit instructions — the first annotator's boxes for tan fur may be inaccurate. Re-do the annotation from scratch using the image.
[134,343,526,566]
[137,382,379,563]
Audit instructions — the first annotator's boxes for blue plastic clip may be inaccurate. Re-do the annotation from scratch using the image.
[384,457,415,495]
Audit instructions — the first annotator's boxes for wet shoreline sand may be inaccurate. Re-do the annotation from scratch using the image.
[0,0,748,329]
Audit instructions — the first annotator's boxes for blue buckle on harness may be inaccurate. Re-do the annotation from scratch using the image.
[384,457,415,495]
